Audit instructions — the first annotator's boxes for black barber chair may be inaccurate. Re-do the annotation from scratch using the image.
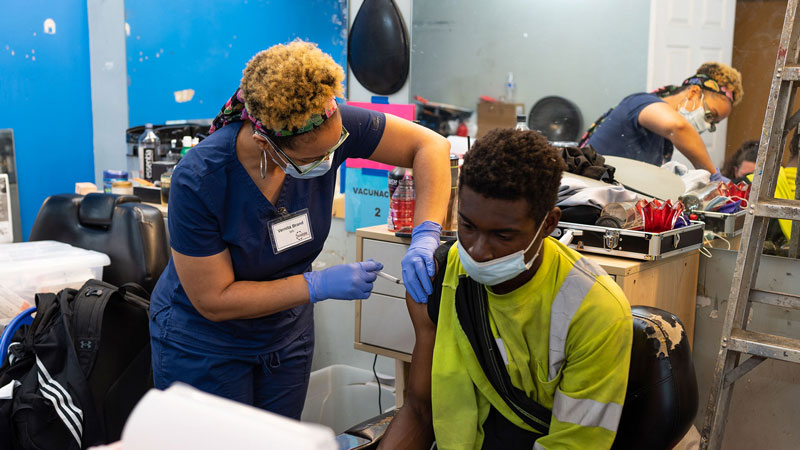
[337,306,698,450]
[611,306,698,450]
[29,193,169,294]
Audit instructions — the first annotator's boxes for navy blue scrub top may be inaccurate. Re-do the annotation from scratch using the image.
[150,105,386,355]
[587,93,674,166]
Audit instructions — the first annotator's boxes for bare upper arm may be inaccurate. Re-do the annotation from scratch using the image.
[171,248,235,321]
[403,289,437,413]
[638,101,690,138]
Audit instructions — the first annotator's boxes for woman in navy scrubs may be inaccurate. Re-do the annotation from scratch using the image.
[149,40,450,418]
[580,62,743,182]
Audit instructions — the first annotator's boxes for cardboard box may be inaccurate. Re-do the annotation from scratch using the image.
[477,102,524,139]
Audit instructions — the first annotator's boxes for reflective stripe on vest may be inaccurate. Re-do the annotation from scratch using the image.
[548,257,604,380]
[552,389,623,432]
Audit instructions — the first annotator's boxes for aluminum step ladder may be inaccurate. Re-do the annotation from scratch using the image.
[700,1,800,448]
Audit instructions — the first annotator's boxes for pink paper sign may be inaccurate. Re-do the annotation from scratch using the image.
[345,102,416,170]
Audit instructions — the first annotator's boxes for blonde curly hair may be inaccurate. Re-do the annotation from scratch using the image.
[240,40,345,133]
[697,61,743,106]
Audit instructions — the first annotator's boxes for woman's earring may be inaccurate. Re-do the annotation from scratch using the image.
[260,149,268,179]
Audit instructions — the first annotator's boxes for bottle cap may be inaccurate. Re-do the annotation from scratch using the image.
[192,137,199,146]
[103,169,129,179]
[516,115,527,123]
[145,123,153,129]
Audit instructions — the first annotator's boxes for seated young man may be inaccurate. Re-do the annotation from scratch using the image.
[379,128,633,450]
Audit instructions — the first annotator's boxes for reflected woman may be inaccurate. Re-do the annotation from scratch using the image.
[580,62,743,182]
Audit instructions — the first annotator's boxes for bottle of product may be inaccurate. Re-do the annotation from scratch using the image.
[388,167,407,200]
[515,115,529,131]
[389,172,415,234]
[138,124,160,181]
[111,180,134,196]
[167,139,179,162]
[160,169,172,207]
[505,72,515,103]
[180,136,193,157]
[103,170,129,194]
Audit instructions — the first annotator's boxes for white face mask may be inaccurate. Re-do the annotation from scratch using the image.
[457,217,547,286]
[282,150,335,179]
[678,94,711,135]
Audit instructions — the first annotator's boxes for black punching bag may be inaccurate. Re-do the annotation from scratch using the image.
[348,0,410,95]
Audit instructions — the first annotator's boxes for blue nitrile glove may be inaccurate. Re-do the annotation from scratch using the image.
[401,221,442,304]
[710,168,731,184]
[304,259,383,303]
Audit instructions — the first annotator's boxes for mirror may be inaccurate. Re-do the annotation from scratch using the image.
[410,0,797,256]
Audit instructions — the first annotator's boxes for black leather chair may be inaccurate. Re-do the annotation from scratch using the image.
[611,305,698,450]
[29,193,169,294]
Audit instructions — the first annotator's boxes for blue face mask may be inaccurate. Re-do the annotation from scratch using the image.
[282,150,335,179]
[457,217,547,286]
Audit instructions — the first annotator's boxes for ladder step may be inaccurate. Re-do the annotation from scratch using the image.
[781,64,800,80]
[750,289,800,310]
[753,198,800,221]
[728,329,800,364]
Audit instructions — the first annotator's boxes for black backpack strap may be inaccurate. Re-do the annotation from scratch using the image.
[118,283,150,302]
[70,280,118,378]
[454,275,551,436]
[427,241,455,324]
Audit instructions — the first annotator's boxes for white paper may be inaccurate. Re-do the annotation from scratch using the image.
[121,384,337,450]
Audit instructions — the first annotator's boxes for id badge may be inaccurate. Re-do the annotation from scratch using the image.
[268,208,314,254]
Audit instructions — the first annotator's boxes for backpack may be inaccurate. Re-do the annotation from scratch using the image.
[0,279,152,449]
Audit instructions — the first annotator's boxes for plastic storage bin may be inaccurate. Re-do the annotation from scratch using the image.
[302,364,395,435]
[0,241,110,321]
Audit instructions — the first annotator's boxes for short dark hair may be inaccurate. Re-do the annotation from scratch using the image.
[459,128,566,221]
[721,139,759,179]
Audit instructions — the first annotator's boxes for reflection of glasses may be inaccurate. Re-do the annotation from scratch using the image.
[259,126,349,175]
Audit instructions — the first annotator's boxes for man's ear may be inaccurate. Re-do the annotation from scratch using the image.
[544,207,561,236]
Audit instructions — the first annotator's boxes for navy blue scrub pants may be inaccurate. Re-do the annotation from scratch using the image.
[151,326,315,420]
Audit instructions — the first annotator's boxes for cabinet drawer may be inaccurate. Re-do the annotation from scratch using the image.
[359,293,415,355]
[362,239,409,298]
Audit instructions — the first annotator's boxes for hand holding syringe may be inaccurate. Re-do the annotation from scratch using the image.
[376,271,404,285]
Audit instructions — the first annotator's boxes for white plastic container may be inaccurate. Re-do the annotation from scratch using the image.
[301,364,395,435]
[0,241,110,317]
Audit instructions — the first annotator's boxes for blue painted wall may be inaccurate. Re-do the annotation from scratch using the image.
[0,2,95,240]
[125,0,348,126]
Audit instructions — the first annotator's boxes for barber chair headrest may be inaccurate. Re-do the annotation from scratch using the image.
[78,193,140,227]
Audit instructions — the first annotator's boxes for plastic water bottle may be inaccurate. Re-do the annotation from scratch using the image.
[387,167,407,231]
[138,124,160,181]
[389,172,415,233]
[505,72,515,103]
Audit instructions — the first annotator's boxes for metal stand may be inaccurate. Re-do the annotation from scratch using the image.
[700,1,800,448]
